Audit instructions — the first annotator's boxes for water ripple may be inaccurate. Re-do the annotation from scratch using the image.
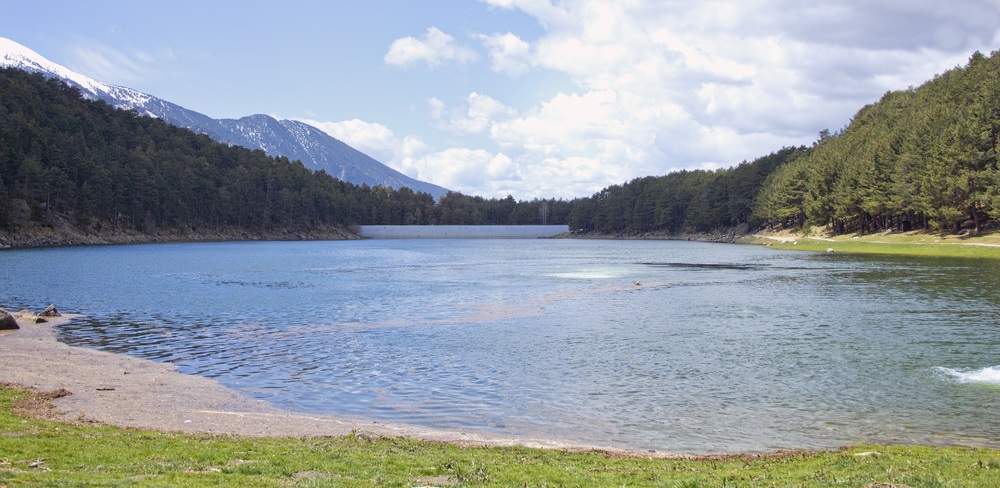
[2,239,999,453]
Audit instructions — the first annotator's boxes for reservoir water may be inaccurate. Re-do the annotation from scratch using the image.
[1,239,999,453]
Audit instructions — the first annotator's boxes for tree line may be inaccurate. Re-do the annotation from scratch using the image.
[752,51,1000,234]
[0,67,779,236]
[5,49,1000,239]
[0,68,587,234]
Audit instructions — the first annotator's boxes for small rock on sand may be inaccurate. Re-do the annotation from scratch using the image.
[40,304,61,317]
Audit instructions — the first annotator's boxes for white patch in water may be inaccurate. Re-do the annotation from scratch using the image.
[547,269,626,280]
[936,365,1000,385]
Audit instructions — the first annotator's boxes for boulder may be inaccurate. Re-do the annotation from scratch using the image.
[39,304,61,317]
[0,310,18,330]
[16,310,46,324]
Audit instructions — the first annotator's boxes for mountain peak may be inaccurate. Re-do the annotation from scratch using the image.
[1,37,109,97]
[0,37,38,60]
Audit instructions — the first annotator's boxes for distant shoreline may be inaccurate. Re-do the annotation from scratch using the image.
[0,219,360,249]
[556,227,1000,259]
[356,224,569,239]
[6,218,999,260]
[741,229,1000,259]
[551,226,750,244]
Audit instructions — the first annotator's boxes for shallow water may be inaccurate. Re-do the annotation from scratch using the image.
[2,239,999,453]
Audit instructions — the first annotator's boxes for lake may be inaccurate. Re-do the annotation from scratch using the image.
[1,238,999,453]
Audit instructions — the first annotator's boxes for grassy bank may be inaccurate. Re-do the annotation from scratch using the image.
[1,387,999,486]
[743,230,1000,260]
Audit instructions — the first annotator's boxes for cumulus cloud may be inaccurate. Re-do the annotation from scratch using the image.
[464,0,1000,197]
[435,92,518,135]
[300,118,525,196]
[384,27,478,69]
[328,1,1000,199]
[478,32,532,76]
[417,148,521,189]
[297,118,400,165]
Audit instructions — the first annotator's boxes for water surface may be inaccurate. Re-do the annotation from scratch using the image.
[1,239,998,453]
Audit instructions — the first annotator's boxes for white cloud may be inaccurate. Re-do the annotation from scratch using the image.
[457,0,1000,198]
[437,92,518,135]
[69,43,158,83]
[416,148,521,190]
[299,116,613,199]
[297,118,400,166]
[310,1,1000,200]
[478,32,532,76]
[491,90,629,156]
[298,118,520,194]
[427,97,446,120]
[384,27,478,69]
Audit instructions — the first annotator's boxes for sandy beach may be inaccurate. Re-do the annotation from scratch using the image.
[0,313,594,452]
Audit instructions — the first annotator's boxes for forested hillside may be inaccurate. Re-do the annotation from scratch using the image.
[0,66,791,241]
[7,48,998,245]
[0,67,442,237]
[565,147,805,234]
[753,51,1000,234]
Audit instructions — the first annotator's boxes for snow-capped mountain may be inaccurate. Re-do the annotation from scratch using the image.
[0,37,449,199]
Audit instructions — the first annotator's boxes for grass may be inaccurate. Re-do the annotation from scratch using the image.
[743,230,1000,260]
[1,387,999,486]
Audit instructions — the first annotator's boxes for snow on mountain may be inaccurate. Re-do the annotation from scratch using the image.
[0,37,158,114]
[0,37,449,199]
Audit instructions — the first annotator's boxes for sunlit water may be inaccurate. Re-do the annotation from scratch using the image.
[2,239,999,453]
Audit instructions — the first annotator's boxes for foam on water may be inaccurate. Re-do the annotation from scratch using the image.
[936,365,1000,385]
[547,267,631,280]
[548,271,617,279]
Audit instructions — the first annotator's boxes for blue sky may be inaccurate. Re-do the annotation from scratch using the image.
[3,1,1000,199]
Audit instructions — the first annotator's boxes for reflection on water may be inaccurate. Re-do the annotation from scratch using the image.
[1,239,1000,453]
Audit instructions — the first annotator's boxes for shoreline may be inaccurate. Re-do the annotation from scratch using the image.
[0,313,689,458]
[556,227,1000,259]
[0,220,361,249]
[6,219,1000,260]
[742,229,1000,259]
[550,226,751,244]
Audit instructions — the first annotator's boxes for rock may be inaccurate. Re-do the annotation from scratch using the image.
[826,248,835,253]
[16,310,46,324]
[0,310,18,330]
[39,304,61,317]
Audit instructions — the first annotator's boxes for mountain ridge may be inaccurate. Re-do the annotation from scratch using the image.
[0,37,449,199]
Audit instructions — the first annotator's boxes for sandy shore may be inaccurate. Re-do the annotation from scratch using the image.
[0,313,625,453]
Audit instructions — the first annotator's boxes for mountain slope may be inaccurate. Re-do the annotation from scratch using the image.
[751,51,1000,234]
[0,37,448,199]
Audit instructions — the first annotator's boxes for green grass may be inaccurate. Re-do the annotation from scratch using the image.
[744,231,1000,259]
[1,388,999,486]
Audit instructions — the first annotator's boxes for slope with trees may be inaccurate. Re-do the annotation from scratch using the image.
[564,147,806,235]
[0,65,812,244]
[0,67,435,242]
[752,51,1000,234]
[8,48,1000,247]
